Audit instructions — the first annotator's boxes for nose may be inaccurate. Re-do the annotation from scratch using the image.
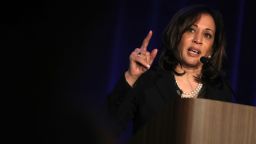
[192,32,202,44]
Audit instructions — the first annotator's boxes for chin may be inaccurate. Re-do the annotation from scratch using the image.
[183,59,200,67]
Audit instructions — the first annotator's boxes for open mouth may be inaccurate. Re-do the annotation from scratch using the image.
[188,47,201,55]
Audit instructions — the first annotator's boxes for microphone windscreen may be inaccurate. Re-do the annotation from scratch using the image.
[200,57,209,64]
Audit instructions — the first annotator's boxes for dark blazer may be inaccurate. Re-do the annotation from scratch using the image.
[107,66,233,136]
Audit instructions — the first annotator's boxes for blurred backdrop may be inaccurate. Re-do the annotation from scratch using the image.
[5,0,256,143]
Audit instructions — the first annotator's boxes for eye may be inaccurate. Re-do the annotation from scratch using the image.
[187,27,196,33]
[204,32,213,39]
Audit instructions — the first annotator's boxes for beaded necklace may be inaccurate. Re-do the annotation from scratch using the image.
[175,81,203,98]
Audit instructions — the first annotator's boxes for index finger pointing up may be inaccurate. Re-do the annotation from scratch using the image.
[140,30,153,51]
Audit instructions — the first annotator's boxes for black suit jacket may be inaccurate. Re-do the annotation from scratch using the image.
[107,66,233,136]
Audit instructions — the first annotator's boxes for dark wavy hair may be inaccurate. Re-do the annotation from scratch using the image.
[159,4,227,83]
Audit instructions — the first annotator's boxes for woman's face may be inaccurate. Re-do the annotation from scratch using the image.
[178,13,215,68]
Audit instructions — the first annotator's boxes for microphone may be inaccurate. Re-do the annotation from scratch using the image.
[200,56,218,76]
[200,56,210,64]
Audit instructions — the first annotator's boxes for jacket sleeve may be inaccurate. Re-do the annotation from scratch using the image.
[107,74,138,136]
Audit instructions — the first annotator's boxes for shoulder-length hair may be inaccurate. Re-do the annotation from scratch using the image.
[159,4,226,83]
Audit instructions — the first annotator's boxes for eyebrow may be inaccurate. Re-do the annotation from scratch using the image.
[192,24,215,33]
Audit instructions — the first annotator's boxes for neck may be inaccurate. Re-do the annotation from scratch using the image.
[174,64,203,98]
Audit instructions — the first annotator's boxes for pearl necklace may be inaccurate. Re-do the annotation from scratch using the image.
[176,81,203,98]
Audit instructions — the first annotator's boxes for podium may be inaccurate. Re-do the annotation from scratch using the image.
[129,98,256,144]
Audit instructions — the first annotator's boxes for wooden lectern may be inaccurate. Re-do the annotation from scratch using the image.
[129,98,256,144]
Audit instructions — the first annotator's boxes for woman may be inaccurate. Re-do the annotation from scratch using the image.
[107,4,233,137]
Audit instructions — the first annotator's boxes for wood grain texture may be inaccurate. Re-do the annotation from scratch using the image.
[130,98,256,144]
[175,99,256,144]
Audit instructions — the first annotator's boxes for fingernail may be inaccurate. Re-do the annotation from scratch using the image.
[146,64,151,69]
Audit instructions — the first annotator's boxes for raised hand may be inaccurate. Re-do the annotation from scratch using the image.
[125,30,158,87]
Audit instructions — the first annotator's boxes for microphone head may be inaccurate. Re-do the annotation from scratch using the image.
[200,57,209,64]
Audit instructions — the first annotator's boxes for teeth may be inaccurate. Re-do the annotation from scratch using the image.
[192,49,199,54]
[188,48,200,54]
